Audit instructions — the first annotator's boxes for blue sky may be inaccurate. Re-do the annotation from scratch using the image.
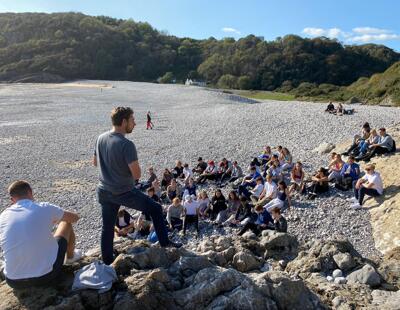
[1,0,399,50]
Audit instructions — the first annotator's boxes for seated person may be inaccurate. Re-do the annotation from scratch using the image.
[135,213,151,237]
[258,145,272,166]
[265,180,291,211]
[152,178,162,198]
[266,160,282,184]
[288,161,305,195]
[238,204,273,236]
[328,153,345,182]
[197,191,210,217]
[240,176,264,200]
[183,178,197,200]
[183,163,194,184]
[343,122,371,156]
[0,181,80,289]
[226,191,241,215]
[182,195,199,235]
[217,158,233,184]
[307,167,329,199]
[167,198,184,230]
[193,157,208,174]
[197,160,218,184]
[172,160,185,179]
[147,186,160,203]
[166,178,182,202]
[335,156,360,191]
[115,208,135,237]
[228,161,243,183]
[226,196,253,226]
[205,189,227,221]
[239,166,262,192]
[279,147,293,172]
[137,166,158,190]
[349,164,383,209]
[161,168,174,189]
[336,103,344,115]
[356,128,395,162]
[269,207,287,233]
[357,129,379,157]
[254,174,278,207]
[325,102,336,113]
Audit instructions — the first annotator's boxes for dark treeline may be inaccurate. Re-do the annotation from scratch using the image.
[0,12,399,89]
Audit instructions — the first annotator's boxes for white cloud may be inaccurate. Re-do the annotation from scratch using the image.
[302,26,400,43]
[302,27,342,38]
[349,33,400,43]
[352,27,390,35]
[222,27,241,35]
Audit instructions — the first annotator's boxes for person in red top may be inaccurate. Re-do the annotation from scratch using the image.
[146,111,154,130]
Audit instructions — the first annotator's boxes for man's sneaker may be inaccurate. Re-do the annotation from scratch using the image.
[346,197,358,203]
[65,249,83,265]
[350,202,362,210]
[164,240,182,248]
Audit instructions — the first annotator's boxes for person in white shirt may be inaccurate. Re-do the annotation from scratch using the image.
[254,174,278,207]
[249,177,265,201]
[349,164,383,209]
[182,195,199,235]
[183,163,194,184]
[0,181,80,289]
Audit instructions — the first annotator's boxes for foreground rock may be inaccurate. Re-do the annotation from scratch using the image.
[0,234,398,310]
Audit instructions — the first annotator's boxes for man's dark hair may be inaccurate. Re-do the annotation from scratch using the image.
[8,180,32,198]
[256,176,263,182]
[147,186,155,193]
[111,107,133,126]
[349,155,355,161]
[271,207,281,214]
[255,204,264,212]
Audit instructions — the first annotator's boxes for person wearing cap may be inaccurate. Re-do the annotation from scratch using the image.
[193,157,207,174]
[349,164,383,209]
[182,195,199,235]
[197,160,218,184]
[356,128,395,162]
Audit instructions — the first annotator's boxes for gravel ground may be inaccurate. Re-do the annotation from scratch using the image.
[1,81,399,260]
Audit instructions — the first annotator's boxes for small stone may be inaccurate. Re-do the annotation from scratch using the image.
[326,276,334,282]
[334,276,347,284]
[332,269,343,279]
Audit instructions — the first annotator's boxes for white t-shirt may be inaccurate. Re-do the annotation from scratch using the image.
[184,200,199,215]
[362,172,384,195]
[251,183,264,198]
[0,199,64,280]
[118,215,132,228]
[183,168,193,179]
[264,181,278,199]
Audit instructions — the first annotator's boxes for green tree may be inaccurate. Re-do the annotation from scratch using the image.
[218,74,238,89]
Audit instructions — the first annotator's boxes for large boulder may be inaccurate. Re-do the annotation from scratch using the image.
[232,251,263,272]
[313,142,336,155]
[346,264,381,287]
[378,247,400,289]
[260,230,299,259]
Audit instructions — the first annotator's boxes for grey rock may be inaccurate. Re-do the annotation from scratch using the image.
[232,251,263,272]
[347,264,381,287]
[332,269,343,279]
[333,253,356,271]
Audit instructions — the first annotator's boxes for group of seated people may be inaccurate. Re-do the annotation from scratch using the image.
[116,121,395,237]
[325,102,355,115]
[342,123,396,162]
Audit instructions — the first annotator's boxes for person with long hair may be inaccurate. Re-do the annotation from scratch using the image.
[264,180,291,211]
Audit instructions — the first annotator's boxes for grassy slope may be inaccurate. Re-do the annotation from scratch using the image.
[238,90,295,101]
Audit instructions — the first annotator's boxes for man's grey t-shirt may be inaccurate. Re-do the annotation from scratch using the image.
[95,131,138,194]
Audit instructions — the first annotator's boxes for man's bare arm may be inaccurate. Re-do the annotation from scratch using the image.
[60,211,79,224]
[128,160,141,180]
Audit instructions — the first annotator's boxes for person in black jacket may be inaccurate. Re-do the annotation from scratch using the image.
[114,209,135,237]
[269,207,287,233]
[205,189,227,220]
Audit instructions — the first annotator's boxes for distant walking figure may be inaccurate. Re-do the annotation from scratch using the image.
[93,107,181,265]
[146,111,154,130]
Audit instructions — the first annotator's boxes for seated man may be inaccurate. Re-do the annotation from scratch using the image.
[349,164,383,209]
[239,166,262,193]
[193,157,208,174]
[238,204,273,236]
[255,174,278,207]
[356,128,395,162]
[0,181,80,289]
[228,161,243,184]
[335,156,360,191]
[325,102,336,113]
[115,208,135,237]
[137,167,158,190]
[268,207,287,233]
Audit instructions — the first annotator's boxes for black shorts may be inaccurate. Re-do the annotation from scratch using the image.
[6,236,68,289]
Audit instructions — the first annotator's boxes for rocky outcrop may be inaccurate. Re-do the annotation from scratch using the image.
[0,236,398,309]
[313,142,336,155]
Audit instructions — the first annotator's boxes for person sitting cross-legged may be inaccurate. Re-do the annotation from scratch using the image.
[254,174,278,207]
[182,195,199,236]
[167,198,184,231]
[349,164,383,209]
[268,207,288,233]
[0,181,81,289]
[334,155,360,191]
[115,208,135,237]
[238,204,273,236]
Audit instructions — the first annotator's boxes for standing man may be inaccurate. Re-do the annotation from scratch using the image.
[0,181,80,288]
[94,107,180,265]
[146,111,154,130]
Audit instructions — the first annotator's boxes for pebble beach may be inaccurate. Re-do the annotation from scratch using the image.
[1,80,400,259]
